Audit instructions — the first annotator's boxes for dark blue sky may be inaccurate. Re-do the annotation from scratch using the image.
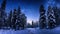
[0,0,60,24]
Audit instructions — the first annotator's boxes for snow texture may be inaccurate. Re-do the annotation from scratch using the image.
[0,27,60,34]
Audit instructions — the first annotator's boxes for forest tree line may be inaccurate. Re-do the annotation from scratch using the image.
[39,4,60,29]
[0,0,60,30]
[0,0,27,30]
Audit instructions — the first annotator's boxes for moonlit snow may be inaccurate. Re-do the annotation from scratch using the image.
[0,26,60,34]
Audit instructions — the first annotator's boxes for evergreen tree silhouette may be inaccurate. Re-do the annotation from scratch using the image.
[47,6,56,29]
[32,21,34,28]
[7,10,13,28]
[53,7,59,26]
[0,0,7,28]
[16,6,21,30]
[20,13,27,29]
[39,5,46,29]
[12,9,17,29]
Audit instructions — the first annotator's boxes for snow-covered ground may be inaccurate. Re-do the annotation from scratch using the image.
[0,27,60,34]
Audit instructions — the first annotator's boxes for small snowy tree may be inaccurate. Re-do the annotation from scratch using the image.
[32,21,34,28]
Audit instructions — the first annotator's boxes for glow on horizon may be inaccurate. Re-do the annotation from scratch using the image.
[27,19,32,25]
[27,18,39,25]
[22,9,39,25]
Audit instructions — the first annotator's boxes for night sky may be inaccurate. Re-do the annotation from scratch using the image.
[0,0,60,24]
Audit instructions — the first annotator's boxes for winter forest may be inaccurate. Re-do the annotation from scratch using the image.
[0,0,27,30]
[0,0,60,34]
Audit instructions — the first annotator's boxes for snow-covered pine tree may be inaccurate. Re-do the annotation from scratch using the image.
[53,7,59,26]
[0,8,2,28]
[47,6,56,29]
[12,9,17,29]
[39,5,46,29]
[0,0,7,28]
[16,6,21,30]
[20,13,27,29]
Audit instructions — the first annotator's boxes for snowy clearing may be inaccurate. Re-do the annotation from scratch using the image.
[0,27,60,34]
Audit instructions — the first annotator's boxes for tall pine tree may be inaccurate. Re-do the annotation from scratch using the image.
[39,5,46,29]
[0,0,7,28]
[47,6,56,29]
[15,6,21,30]
[53,7,59,26]
[12,9,17,29]
[16,6,27,29]
[7,10,13,28]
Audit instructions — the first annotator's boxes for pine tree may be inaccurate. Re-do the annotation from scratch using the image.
[47,6,56,29]
[12,9,17,29]
[17,6,27,29]
[0,0,7,28]
[53,7,59,26]
[20,13,27,29]
[7,10,13,28]
[39,5,46,29]
[17,6,21,15]
[32,21,34,28]
[16,6,21,30]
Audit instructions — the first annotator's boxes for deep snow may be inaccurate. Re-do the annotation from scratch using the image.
[0,27,60,34]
